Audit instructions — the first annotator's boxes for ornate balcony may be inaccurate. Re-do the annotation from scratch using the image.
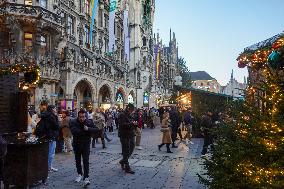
[0,2,61,26]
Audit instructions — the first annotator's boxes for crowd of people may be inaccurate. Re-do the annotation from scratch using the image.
[25,103,219,186]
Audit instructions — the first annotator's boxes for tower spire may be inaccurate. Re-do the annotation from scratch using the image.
[170,28,172,42]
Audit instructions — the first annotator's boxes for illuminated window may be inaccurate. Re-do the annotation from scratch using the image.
[24,33,33,50]
[25,0,32,5]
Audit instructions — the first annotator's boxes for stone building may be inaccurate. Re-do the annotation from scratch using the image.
[221,70,247,99]
[152,30,179,105]
[0,0,156,111]
[128,0,155,108]
[190,71,222,93]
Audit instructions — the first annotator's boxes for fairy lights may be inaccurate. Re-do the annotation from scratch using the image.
[0,64,41,85]
[237,35,284,68]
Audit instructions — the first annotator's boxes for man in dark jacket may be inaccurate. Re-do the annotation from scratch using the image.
[40,105,60,172]
[201,111,213,156]
[70,109,100,186]
[169,107,181,148]
[117,104,136,174]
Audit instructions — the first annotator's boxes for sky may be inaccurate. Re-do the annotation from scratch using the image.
[154,0,284,85]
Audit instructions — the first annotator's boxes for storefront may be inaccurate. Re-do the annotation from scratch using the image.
[115,90,124,109]
[143,91,149,107]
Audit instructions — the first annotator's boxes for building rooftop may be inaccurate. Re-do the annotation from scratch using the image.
[190,71,215,81]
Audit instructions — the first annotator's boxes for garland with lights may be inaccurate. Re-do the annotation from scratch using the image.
[0,64,40,85]
[237,35,284,69]
[199,38,284,188]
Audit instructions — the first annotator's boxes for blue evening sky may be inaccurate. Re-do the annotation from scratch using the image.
[154,0,284,85]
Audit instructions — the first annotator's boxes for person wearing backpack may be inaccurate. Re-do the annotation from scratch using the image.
[37,105,60,172]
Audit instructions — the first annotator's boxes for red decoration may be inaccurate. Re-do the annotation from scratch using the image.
[238,61,246,68]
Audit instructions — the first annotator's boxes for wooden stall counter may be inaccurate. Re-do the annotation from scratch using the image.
[2,134,49,189]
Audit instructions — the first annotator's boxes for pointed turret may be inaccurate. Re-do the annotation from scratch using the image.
[170,28,172,42]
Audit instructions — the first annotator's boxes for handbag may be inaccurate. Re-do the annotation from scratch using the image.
[160,127,169,132]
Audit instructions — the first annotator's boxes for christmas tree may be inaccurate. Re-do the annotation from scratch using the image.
[199,35,284,188]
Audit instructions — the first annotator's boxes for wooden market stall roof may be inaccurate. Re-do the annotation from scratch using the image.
[174,85,233,115]
[175,85,233,99]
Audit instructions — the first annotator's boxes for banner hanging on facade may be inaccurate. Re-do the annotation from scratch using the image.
[123,9,130,62]
[108,0,117,53]
[154,45,161,80]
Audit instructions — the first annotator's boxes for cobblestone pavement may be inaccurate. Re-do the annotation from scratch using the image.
[33,128,207,189]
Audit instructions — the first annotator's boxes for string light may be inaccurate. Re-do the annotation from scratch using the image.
[237,35,284,68]
[0,64,40,85]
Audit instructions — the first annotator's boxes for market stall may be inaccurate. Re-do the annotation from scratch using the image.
[0,64,48,188]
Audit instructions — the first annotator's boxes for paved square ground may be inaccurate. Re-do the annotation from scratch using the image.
[3,128,207,189]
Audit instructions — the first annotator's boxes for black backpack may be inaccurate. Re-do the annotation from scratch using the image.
[35,118,47,139]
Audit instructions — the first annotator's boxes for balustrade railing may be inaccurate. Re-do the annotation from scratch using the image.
[1,2,61,25]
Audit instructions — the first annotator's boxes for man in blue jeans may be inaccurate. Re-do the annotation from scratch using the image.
[40,105,60,172]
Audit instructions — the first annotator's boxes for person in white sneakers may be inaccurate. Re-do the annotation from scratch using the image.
[183,107,194,145]
[70,109,100,186]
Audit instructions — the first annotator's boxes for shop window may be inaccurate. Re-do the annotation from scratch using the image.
[25,0,32,6]
[24,33,33,51]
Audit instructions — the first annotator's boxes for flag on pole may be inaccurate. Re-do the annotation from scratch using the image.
[90,0,99,46]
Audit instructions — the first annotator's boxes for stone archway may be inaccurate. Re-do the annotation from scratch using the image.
[74,80,94,110]
[128,90,135,105]
[115,87,126,109]
[98,84,112,110]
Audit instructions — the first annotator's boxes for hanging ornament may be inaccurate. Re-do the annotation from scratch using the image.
[268,51,282,69]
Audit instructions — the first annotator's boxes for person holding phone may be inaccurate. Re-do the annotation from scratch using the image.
[69,109,100,186]
[117,104,136,174]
